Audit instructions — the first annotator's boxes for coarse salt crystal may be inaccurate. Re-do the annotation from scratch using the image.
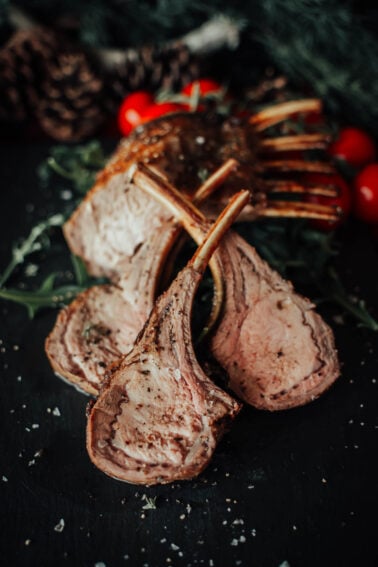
[25,264,38,277]
[61,190,73,201]
[54,518,65,532]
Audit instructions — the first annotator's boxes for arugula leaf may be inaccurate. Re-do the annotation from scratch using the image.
[0,256,99,319]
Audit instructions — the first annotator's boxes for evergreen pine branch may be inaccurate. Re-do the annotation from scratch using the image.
[256,0,378,129]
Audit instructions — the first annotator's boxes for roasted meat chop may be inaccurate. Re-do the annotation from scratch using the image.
[46,161,237,395]
[133,165,340,411]
[64,108,337,282]
[86,191,249,484]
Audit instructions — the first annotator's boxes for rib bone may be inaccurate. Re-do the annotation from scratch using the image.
[260,133,330,152]
[250,99,322,132]
[265,180,338,198]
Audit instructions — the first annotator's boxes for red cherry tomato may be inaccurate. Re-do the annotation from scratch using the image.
[118,91,154,135]
[304,172,352,231]
[328,127,376,168]
[139,102,184,123]
[181,78,222,97]
[353,163,378,224]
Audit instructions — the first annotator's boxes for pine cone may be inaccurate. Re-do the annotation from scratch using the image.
[36,49,105,141]
[0,28,57,122]
[0,27,106,140]
[105,42,200,110]
[0,28,201,141]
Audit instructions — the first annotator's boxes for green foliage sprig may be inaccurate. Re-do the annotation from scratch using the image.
[0,141,108,318]
[37,141,107,195]
[0,260,89,318]
[238,218,378,331]
[0,212,98,318]
[0,213,64,288]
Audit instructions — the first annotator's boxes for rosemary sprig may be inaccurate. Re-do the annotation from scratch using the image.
[156,82,230,113]
[321,267,378,331]
[0,255,98,319]
[241,219,378,331]
[38,141,107,195]
[0,214,65,288]
[0,274,86,319]
[0,142,108,318]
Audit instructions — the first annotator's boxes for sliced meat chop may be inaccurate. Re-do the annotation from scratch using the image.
[46,161,237,395]
[133,164,340,411]
[63,113,259,281]
[86,191,249,484]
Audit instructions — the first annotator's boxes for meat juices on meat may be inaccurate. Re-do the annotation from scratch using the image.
[45,161,237,395]
[86,191,249,485]
[133,165,340,411]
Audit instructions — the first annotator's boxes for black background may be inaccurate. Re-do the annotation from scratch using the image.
[1,142,378,567]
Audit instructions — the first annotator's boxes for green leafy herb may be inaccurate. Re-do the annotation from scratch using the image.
[0,275,83,319]
[321,267,378,331]
[0,256,96,319]
[156,83,230,114]
[240,219,378,331]
[38,141,107,195]
[0,142,109,318]
[0,213,65,288]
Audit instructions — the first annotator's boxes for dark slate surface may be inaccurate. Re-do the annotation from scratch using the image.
[0,142,377,567]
